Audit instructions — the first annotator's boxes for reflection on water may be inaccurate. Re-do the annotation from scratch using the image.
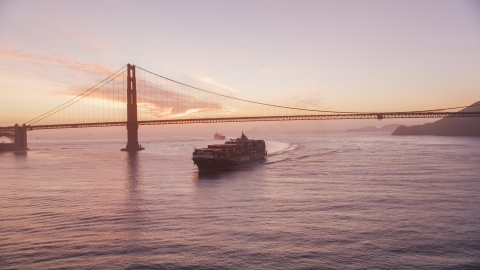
[125,152,141,196]
[14,150,28,156]
[194,168,236,181]
[122,151,145,267]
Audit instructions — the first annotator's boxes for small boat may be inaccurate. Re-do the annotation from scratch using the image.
[214,132,226,140]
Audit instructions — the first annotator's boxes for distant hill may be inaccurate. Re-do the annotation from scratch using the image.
[347,124,400,132]
[392,101,480,136]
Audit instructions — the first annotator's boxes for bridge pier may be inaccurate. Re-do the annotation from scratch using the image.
[121,64,144,152]
[14,124,28,151]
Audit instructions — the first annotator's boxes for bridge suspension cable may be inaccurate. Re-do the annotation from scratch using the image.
[135,66,362,114]
[24,65,127,125]
[135,65,480,115]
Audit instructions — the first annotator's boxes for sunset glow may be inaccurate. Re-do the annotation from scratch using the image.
[1,0,479,126]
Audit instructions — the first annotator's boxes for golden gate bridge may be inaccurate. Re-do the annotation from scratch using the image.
[1,64,479,151]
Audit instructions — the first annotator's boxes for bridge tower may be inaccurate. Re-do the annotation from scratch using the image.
[121,64,144,152]
[14,124,28,151]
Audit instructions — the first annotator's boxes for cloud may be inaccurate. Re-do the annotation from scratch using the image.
[199,77,238,92]
[0,43,118,78]
[0,42,125,100]
[271,88,323,109]
[257,68,273,76]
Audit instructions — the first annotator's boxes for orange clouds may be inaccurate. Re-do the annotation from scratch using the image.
[0,43,117,78]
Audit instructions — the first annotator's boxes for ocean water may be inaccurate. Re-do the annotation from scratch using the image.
[1,131,480,269]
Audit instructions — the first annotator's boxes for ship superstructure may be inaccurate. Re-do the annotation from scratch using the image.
[192,132,267,171]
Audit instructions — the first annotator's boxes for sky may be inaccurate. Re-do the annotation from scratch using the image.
[1,0,480,129]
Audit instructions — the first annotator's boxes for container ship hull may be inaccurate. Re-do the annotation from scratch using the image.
[194,152,266,171]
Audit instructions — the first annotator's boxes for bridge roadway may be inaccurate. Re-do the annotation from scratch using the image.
[1,111,480,131]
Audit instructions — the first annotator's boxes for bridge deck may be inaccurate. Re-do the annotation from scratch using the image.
[1,112,479,131]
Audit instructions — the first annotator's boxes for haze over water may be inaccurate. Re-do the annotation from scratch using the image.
[1,131,480,269]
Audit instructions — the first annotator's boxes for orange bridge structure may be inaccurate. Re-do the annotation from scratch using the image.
[1,64,479,151]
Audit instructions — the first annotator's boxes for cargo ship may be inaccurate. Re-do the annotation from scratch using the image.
[192,132,267,171]
[214,132,226,140]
